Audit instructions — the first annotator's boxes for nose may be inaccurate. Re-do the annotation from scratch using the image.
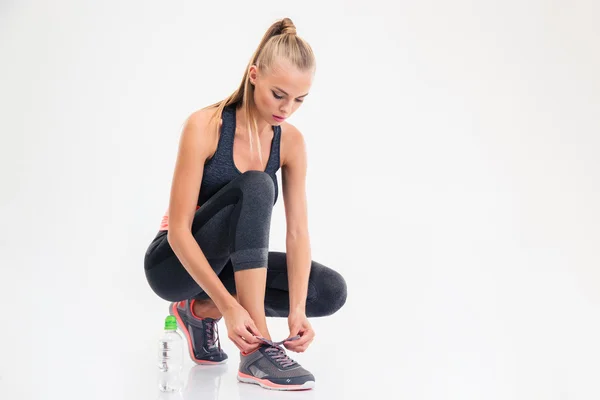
[280,100,293,116]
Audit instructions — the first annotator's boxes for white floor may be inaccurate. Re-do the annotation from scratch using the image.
[156,361,320,400]
[4,281,600,400]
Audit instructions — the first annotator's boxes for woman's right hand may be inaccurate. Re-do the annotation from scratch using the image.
[222,304,263,353]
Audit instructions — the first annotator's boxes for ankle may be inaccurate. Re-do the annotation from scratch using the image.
[192,299,222,319]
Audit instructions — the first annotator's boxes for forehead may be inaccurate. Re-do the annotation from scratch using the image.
[264,59,313,94]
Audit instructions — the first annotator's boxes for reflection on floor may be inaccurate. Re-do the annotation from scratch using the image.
[155,363,317,400]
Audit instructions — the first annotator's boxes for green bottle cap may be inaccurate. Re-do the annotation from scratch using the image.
[164,315,177,330]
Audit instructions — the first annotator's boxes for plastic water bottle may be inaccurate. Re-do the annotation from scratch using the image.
[158,315,184,392]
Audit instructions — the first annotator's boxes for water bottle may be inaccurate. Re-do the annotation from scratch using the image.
[158,315,184,392]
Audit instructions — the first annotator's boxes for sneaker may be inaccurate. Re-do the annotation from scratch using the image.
[168,299,228,365]
[237,336,315,391]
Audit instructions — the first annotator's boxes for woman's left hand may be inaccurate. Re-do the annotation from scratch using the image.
[284,311,315,353]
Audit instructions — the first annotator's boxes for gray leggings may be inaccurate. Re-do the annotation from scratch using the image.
[144,171,347,318]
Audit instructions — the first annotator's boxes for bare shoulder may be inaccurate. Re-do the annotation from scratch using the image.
[280,122,306,167]
[167,106,221,233]
[186,106,220,135]
[182,106,220,157]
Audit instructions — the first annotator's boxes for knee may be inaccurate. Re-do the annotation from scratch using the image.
[238,171,275,202]
[327,270,348,314]
[312,267,347,317]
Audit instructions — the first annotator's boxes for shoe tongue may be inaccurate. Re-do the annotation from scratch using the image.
[187,315,218,348]
[204,320,218,348]
[265,344,285,354]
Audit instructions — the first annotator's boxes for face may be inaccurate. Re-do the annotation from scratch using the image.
[249,59,313,125]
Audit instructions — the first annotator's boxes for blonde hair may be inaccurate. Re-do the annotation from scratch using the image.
[203,17,315,165]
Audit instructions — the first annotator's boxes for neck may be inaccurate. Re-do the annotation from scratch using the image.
[235,106,272,138]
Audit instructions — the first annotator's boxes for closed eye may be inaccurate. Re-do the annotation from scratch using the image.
[272,91,304,103]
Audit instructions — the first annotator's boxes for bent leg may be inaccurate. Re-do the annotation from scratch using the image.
[227,172,275,339]
[263,252,348,318]
[143,171,275,302]
[212,252,348,318]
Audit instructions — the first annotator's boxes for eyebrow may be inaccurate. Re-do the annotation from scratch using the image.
[273,86,309,98]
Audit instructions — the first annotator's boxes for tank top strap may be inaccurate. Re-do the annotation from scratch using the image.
[208,104,236,164]
[266,125,282,173]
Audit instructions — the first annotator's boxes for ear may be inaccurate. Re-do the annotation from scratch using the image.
[248,65,258,85]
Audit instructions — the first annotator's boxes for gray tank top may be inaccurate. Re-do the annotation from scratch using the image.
[197,103,282,207]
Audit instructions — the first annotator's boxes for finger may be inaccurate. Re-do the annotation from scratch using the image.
[290,338,308,349]
[238,327,263,348]
[286,330,303,341]
[284,342,299,352]
[229,335,246,352]
[246,322,263,340]
[303,338,315,351]
[290,332,311,347]
[284,338,303,350]
[284,337,306,352]
[288,325,300,337]
[292,328,315,349]
[242,330,262,344]
[297,338,314,353]
[235,334,260,353]
[241,334,262,352]
[233,328,256,349]
[235,326,257,342]
[283,340,298,351]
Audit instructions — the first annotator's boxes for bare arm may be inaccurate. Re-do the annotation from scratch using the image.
[280,125,316,352]
[281,125,311,314]
[166,111,237,314]
[165,109,264,352]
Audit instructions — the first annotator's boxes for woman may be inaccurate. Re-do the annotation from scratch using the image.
[144,17,347,391]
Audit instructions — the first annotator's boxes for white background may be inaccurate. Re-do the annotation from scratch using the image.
[1,0,599,399]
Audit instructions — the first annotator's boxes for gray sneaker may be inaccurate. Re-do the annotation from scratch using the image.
[168,300,228,364]
[237,336,315,391]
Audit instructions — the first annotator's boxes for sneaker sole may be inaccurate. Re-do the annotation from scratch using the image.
[168,302,227,365]
[237,371,315,391]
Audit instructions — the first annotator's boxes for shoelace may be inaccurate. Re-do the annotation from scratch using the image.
[256,335,301,368]
[204,319,221,352]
